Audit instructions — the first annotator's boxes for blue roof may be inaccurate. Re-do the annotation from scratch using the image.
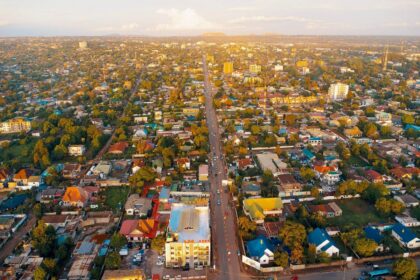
[405,124,420,132]
[364,226,383,243]
[303,149,315,159]
[76,241,95,255]
[246,235,275,258]
[393,223,417,243]
[308,228,337,252]
[159,187,170,200]
[310,137,321,141]
[0,194,29,211]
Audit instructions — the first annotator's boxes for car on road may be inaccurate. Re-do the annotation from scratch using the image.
[217,200,221,205]
[227,251,231,255]
[216,189,220,194]
[237,250,241,256]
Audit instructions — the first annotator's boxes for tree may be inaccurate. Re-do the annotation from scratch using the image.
[31,220,56,257]
[42,258,58,276]
[33,140,51,168]
[279,221,306,249]
[354,238,377,257]
[402,114,415,125]
[290,244,304,264]
[310,187,320,199]
[300,167,315,182]
[307,244,317,264]
[364,123,378,139]
[104,252,121,270]
[375,198,405,215]
[151,234,166,254]
[274,251,289,267]
[34,266,47,280]
[238,216,257,232]
[33,203,44,219]
[110,233,127,251]
[129,166,157,191]
[393,258,418,280]
[362,183,389,203]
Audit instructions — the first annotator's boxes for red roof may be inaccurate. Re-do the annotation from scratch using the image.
[365,170,382,181]
[238,158,253,169]
[108,141,129,154]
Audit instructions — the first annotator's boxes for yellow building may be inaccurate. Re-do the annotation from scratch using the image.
[165,204,210,268]
[0,118,31,134]
[249,64,261,74]
[102,269,145,280]
[296,60,308,68]
[223,62,233,74]
[182,108,200,117]
[243,197,283,224]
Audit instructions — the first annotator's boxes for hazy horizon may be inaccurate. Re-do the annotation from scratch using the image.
[1,0,420,37]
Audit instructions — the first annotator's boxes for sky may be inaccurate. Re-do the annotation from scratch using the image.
[0,0,420,37]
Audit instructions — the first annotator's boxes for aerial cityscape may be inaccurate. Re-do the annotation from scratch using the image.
[0,1,419,280]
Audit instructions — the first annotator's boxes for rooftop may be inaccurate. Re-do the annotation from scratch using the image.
[168,203,210,242]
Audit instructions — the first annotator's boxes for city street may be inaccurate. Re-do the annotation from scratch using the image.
[202,56,252,280]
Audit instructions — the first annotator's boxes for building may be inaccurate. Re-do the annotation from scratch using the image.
[198,164,209,181]
[102,269,145,280]
[223,62,233,74]
[308,228,339,256]
[307,202,342,218]
[124,194,152,216]
[328,83,349,101]
[395,194,419,208]
[249,64,261,74]
[246,235,275,264]
[62,186,89,207]
[68,145,86,157]
[165,203,210,268]
[278,174,302,193]
[0,118,31,134]
[256,153,287,176]
[395,215,420,227]
[79,41,88,49]
[392,223,420,249]
[120,219,156,242]
[243,197,283,224]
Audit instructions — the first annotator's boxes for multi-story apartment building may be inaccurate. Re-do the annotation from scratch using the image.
[223,62,233,74]
[165,203,210,269]
[0,118,31,134]
[328,83,349,101]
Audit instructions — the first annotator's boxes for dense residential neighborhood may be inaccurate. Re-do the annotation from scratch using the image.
[0,35,419,280]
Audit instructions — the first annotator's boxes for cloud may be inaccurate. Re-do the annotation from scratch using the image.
[121,23,139,30]
[154,8,218,31]
[229,16,310,24]
[96,22,139,33]
[228,6,257,12]
[0,20,9,27]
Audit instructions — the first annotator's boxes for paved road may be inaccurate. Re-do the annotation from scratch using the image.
[0,215,36,264]
[202,56,251,280]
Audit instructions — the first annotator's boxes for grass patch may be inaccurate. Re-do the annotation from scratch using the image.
[347,156,369,168]
[102,186,130,211]
[328,199,385,230]
[0,138,37,167]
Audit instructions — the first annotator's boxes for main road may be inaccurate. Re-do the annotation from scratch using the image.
[202,56,252,280]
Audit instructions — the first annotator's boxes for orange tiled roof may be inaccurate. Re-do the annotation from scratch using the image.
[62,186,88,203]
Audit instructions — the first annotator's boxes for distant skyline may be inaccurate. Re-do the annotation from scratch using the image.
[1,0,420,37]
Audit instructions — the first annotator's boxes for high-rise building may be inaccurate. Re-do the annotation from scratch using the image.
[328,83,349,101]
[78,41,88,49]
[165,203,210,268]
[249,64,261,74]
[0,118,31,134]
[223,62,233,74]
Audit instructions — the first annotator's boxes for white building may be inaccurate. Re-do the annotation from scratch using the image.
[165,203,210,269]
[68,145,86,157]
[328,83,349,101]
